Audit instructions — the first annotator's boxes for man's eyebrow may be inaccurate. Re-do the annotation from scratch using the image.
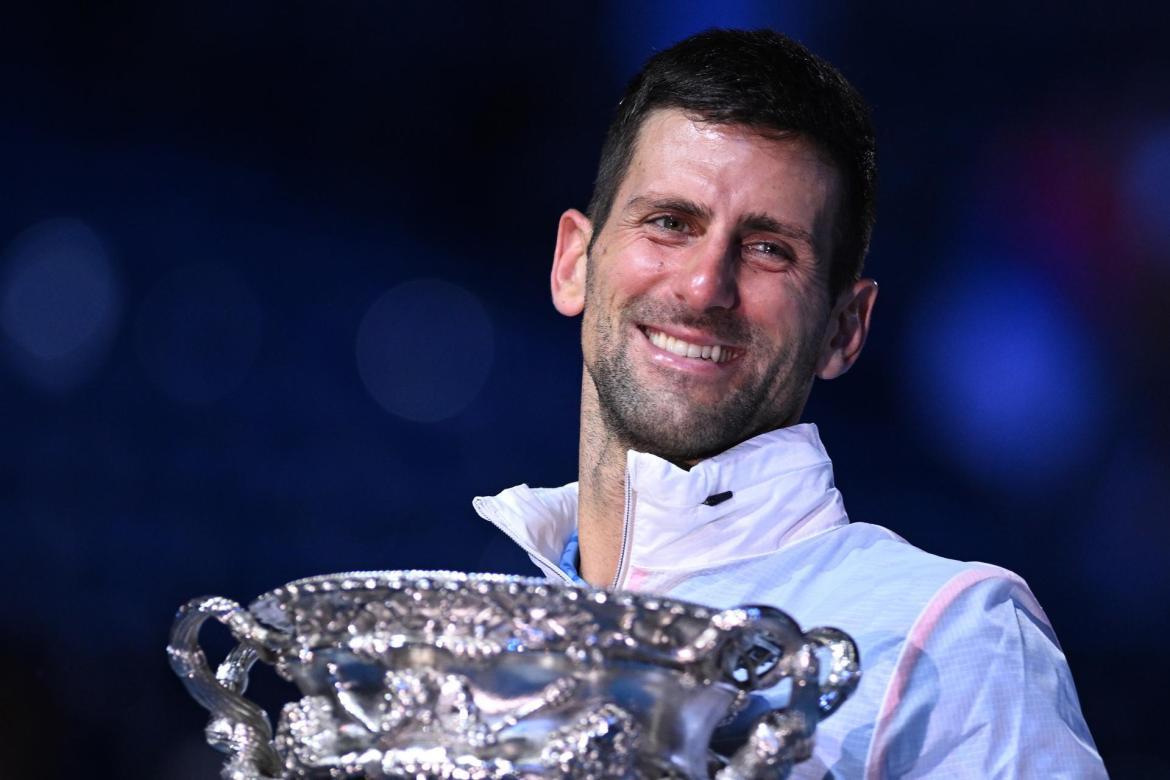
[741,212,815,248]
[623,196,815,248]
[623,195,712,221]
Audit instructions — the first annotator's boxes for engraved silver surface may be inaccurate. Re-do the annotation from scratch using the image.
[169,570,859,779]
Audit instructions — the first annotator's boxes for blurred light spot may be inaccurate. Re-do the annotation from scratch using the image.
[980,131,1115,278]
[603,0,815,81]
[356,278,494,423]
[960,126,1135,322]
[1122,122,1170,258]
[135,264,263,404]
[903,260,1108,491]
[0,218,121,392]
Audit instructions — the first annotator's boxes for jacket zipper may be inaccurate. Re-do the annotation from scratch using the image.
[609,467,635,590]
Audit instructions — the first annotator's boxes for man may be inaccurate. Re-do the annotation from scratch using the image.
[474,29,1105,777]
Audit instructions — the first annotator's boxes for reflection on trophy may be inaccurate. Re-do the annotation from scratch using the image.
[168,571,860,779]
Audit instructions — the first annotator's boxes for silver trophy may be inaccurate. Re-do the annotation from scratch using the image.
[168,571,859,779]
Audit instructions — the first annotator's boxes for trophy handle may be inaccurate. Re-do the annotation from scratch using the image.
[804,626,861,717]
[699,605,807,691]
[716,624,861,780]
[167,596,284,779]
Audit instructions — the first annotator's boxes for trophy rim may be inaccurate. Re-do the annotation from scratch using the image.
[248,568,720,627]
[242,569,818,698]
[244,568,743,667]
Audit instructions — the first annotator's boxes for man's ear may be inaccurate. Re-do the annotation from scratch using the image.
[551,208,592,317]
[816,278,878,380]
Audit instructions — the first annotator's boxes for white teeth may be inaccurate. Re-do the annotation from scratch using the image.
[645,328,733,363]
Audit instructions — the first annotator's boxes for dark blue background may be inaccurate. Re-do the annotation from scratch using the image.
[2,2,1168,777]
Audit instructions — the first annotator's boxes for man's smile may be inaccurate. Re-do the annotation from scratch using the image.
[638,324,742,365]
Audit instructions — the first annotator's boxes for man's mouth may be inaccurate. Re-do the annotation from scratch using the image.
[642,326,739,364]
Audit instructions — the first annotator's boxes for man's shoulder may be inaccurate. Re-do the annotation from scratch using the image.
[818,521,1030,591]
[829,522,1045,617]
[666,520,1045,642]
[706,520,1024,596]
[793,521,1047,630]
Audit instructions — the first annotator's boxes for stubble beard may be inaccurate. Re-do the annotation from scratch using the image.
[583,295,824,465]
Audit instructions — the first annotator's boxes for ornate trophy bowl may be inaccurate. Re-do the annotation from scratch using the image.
[168,571,859,779]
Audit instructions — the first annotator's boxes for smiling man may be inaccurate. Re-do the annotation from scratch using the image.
[474,29,1104,777]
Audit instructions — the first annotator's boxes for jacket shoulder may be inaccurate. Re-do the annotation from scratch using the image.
[796,522,1046,628]
[665,521,1044,641]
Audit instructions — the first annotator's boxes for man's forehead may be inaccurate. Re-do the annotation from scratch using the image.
[615,109,843,235]
[629,108,833,166]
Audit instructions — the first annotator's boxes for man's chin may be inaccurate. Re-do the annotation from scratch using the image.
[587,357,762,460]
[616,407,751,463]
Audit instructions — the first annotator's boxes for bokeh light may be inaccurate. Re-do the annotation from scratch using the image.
[356,278,494,423]
[902,258,1109,490]
[134,263,263,404]
[0,218,121,392]
[968,127,1123,308]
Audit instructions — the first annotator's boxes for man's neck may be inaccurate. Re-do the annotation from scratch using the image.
[576,375,634,587]
[574,371,802,587]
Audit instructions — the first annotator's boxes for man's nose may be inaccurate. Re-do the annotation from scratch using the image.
[671,236,739,311]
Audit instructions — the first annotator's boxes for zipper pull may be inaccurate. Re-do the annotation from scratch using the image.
[702,490,733,507]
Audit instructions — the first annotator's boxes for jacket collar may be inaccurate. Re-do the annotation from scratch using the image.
[472,423,849,585]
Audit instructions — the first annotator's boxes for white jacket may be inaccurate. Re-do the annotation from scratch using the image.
[474,424,1105,778]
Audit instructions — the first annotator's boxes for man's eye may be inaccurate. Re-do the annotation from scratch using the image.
[746,242,792,261]
[648,215,685,232]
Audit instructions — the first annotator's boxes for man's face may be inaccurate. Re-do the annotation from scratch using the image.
[579,108,844,462]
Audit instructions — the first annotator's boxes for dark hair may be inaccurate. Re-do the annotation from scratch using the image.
[587,28,876,298]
